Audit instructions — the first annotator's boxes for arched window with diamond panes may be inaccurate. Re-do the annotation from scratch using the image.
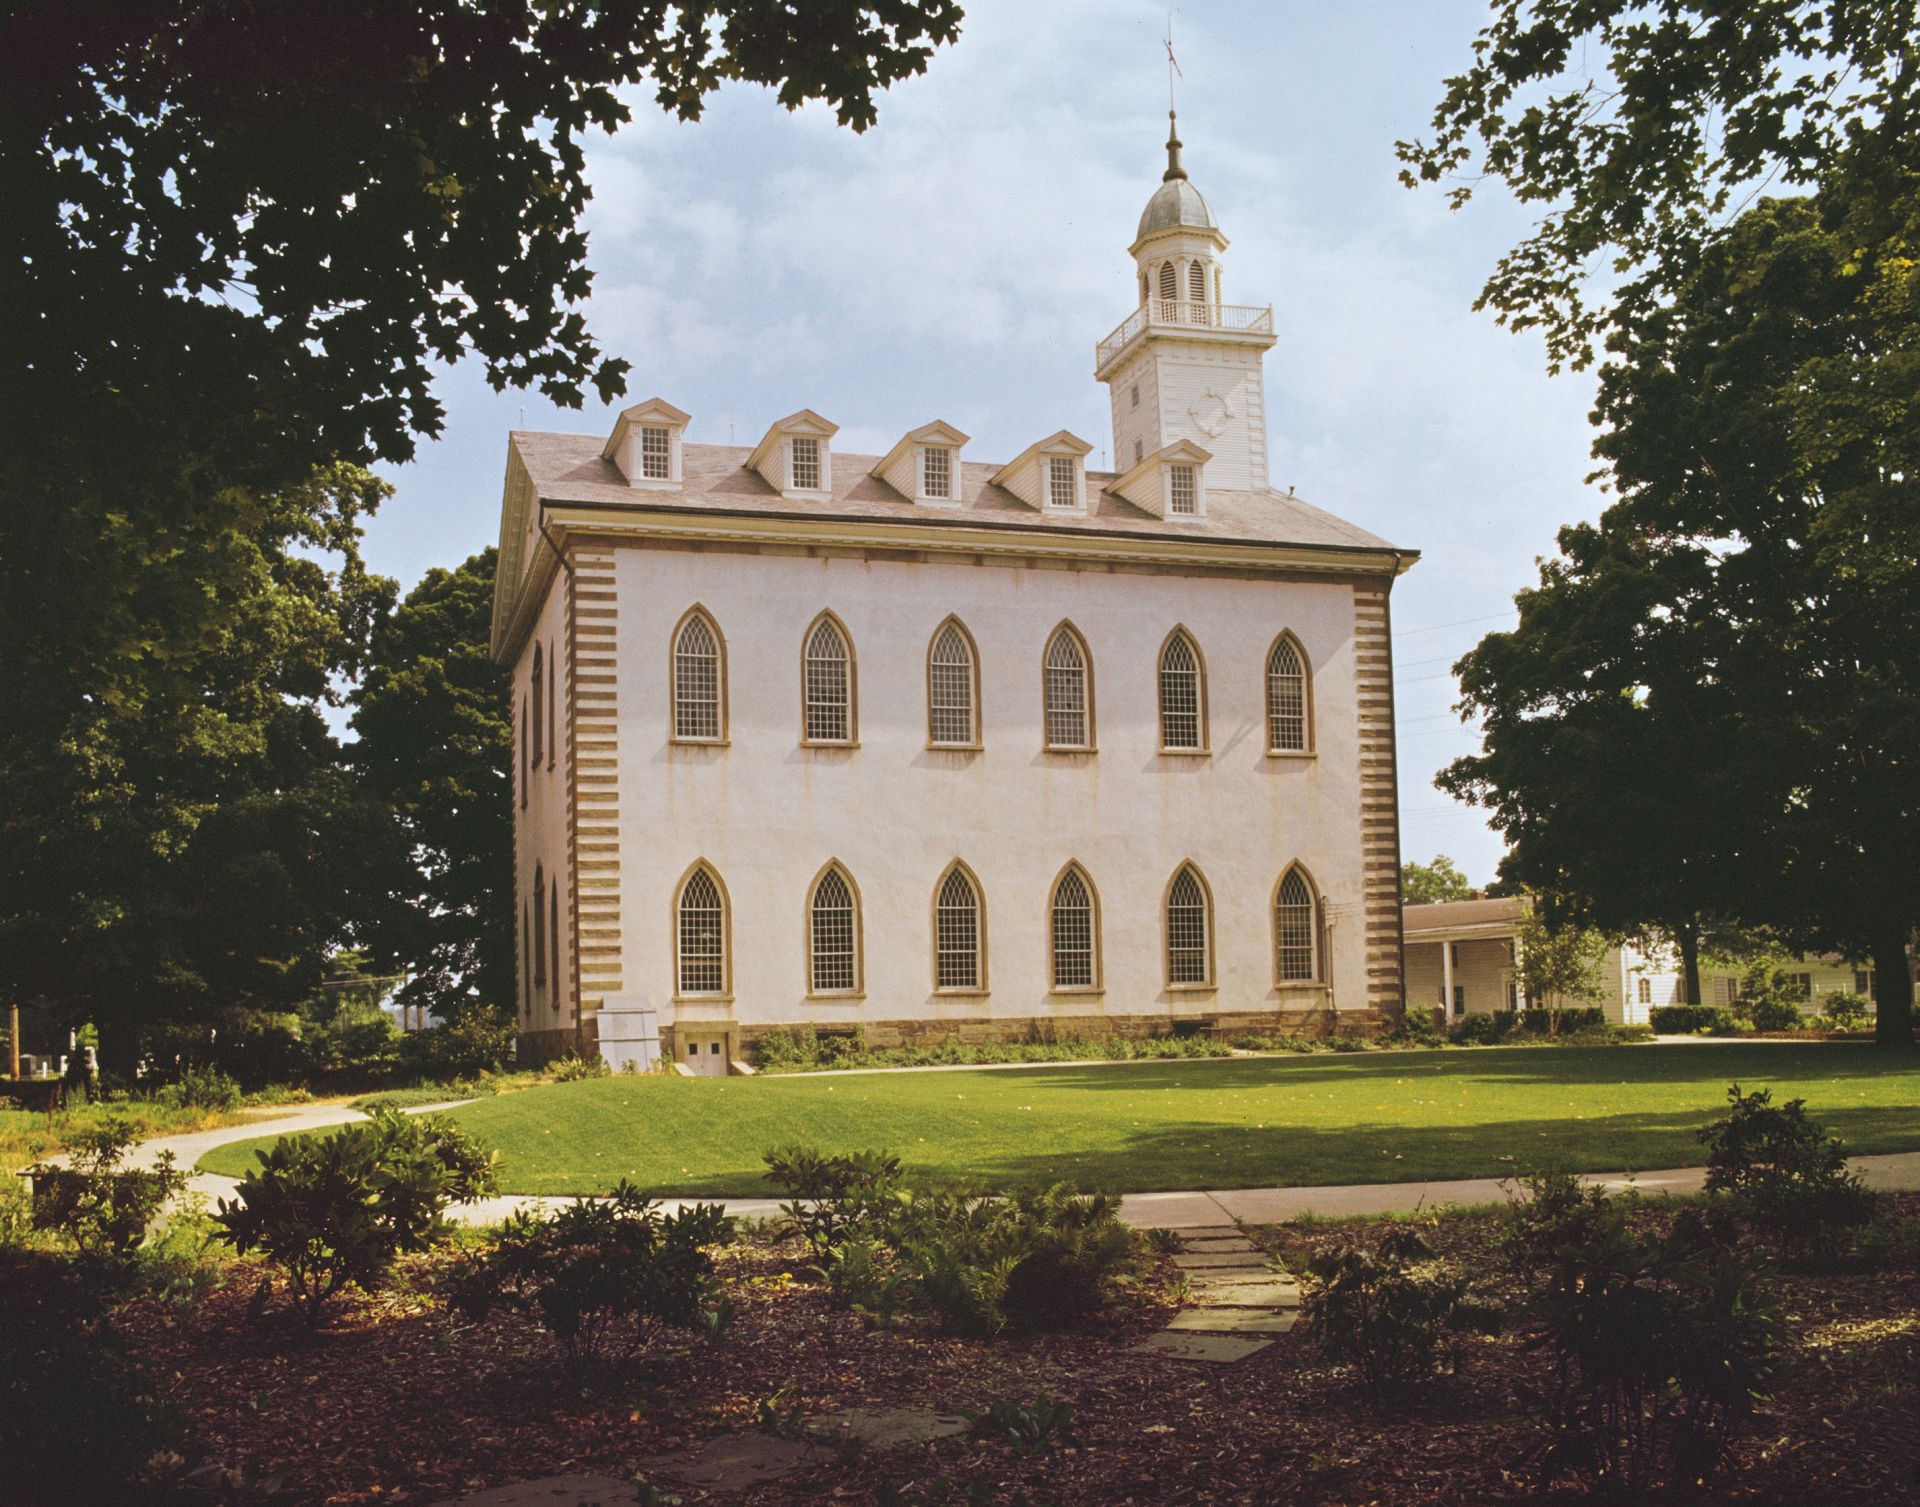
[1275,866,1319,983]
[1166,863,1212,986]
[802,614,855,744]
[1050,864,1100,990]
[1266,633,1310,753]
[927,619,979,747]
[676,864,728,997]
[1158,628,1206,751]
[672,608,725,742]
[1043,623,1093,750]
[808,864,861,994]
[934,863,983,992]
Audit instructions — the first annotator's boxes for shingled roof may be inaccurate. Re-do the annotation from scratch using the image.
[510,431,1404,556]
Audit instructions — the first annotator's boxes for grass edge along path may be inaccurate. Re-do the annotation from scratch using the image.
[196,1042,1920,1198]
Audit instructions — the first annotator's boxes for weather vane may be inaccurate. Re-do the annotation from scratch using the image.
[1165,13,1182,112]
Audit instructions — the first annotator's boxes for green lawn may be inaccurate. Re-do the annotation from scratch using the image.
[196,1043,1920,1197]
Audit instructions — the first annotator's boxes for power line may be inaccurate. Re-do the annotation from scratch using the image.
[1392,610,1516,640]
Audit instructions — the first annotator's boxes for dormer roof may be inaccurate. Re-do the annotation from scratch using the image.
[872,421,970,481]
[988,430,1094,492]
[1110,438,1212,512]
[600,396,691,461]
[745,409,838,474]
[873,420,972,505]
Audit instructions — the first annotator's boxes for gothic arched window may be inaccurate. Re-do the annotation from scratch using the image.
[1266,634,1311,752]
[808,864,861,994]
[1275,867,1319,982]
[803,614,856,744]
[530,643,544,768]
[1050,865,1100,990]
[1158,629,1207,751]
[672,609,725,741]
[1043,624,1093,750]
[1166,863,1212,986]
[676,864,728,997]
[532,865,547,987]
[935,863,983,991]
[927,619,979,747]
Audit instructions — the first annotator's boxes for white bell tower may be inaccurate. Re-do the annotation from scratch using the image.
[1094,112,1277,492]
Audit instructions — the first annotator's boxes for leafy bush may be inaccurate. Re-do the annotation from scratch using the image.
[753,1024,1235,1072]
[971,1396,1077,1453]
[1647,1004,1741,1034]
[452,1183,731,1381]
[763,1145,906,1251]
[1386,1009,1447,1047]
[28,1119,187,1257]
[0,1249,185,1505]
[402,1008,515,1080]
[1819,991,1873,1031]
[1698,1085,1878,1266]
[1233,1031,1327,1053]
[819,1232,906,1327]
[214,1109,498,1325]
[552,1053,611,1081]
[1744,994,1808,1032]
[1300,1226,1487,1395]
[155,1062,243,1112]
[1515,1186,1781,1496]
[899,1184,1138,1336]
[1447,1012,1503,1046]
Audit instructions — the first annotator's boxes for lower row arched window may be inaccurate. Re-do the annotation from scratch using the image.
[667,860,1323,999]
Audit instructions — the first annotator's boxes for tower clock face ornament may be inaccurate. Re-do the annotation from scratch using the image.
[1189,388,1234,438]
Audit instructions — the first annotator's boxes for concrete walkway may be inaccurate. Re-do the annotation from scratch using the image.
[146,1103,1920,1229]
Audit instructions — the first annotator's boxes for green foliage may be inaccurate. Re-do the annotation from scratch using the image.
[1699,1086,1879,1267]
[0,1249,186,1506]
[1401,854,1474,904]
[970,1396,1077,1453]
[819,1233,906,1328]
[1513,906,1609,1016]
[1145,1226,1186,1254]
[155,1063,243,1112]
[552,1053,612,1082]
[752,1025,1234,1073]
[27,1119,187,1258]
[451,1184,732,1383]
[1232,1032,1328,1053]
[1648,1005,1741,1036]
[1448,1008,1611,1046]
[214,1109,498,1326]
[763,1145,906,1251]
[1512,1183,1782,1496]
[401,1008,516,1081]
[1387,1010,1448,1047]
[1301,1226,1487,1395]
[1820,992,1874,1031]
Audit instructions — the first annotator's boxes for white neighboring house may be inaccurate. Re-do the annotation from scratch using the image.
[1404,896,1881,1025]
[490,115,1418,1069]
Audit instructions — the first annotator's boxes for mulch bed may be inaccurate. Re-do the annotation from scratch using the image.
[119,1199,1920,1506]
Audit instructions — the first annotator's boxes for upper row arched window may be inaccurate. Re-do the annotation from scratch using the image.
[664,612,1312,756]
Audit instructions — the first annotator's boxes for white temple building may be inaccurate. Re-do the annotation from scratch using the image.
[491,114,1418,1068]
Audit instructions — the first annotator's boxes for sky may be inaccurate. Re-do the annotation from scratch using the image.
[362,0,1607,889]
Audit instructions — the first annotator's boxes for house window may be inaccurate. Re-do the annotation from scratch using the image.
[1051,866,1098,989]
[676,866,727,996]
[1168,463,1197,515]
[547,639,556,771]
[530,645,544,768]
[1166,865,1211,986]
[532,867,547,987]
[672,611,724,741]
[1130,383,1140,410]
[790,435,822,490]
[1188,260,1206,304]
[639,425,671,480]
[1637,978,1652,1005]
[803,617,854,743]
[550,885,562,1009]
[1158,630,1204,750]
[521,902,531,1015]
[1276,867,1317,981]
[1043,626,1091,749]
[1266,636,1308,751]
[1158,261,1176,301]
[1046,455,1077,509]
[922,446,952,500]
[1453,985,1466,1015]
[1713,975,1741,1005]
[809,866,859,993]
[935,866,982,991]
[1786,972,1813,1000]
[927,621,977,746]
[519,695,529,808]
[1855,969,1875,996]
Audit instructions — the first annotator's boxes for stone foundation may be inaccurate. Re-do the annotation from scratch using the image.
[516,1020,597,1065]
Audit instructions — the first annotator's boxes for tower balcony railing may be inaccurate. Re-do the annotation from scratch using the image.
[1095,300,1274,367]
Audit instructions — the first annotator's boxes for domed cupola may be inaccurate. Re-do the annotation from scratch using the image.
[1136,113,1217,242]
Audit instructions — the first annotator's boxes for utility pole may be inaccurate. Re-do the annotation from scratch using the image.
[8,1000,18,1079]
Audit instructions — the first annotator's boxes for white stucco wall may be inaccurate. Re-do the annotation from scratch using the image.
[608,546,1373,1036]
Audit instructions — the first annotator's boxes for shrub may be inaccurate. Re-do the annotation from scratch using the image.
[1447,1012,1503,1046]
[1744,994,1808,1032]
[1300,1226,1486,1395]
[1232,1032,1326,1053]
[763,1145,905,1251]
[402,1008,515,1081]
[552,1053,610,1082]
[1386,1009,1447,1047]
[1819,991,1873,1031]
[28,1119,187,1258]
[819,1232,906,1327]
[0,1248,185,1505]
[155,1062,243,1112]
[214,1109,498,1326]
[1517,1187,1781,1496]
[1698,1085,1878,1266]
[1647,1004,1740,1035]
[452,1184,732,1381]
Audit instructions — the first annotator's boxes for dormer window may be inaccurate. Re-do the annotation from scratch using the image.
[747,410,838,498]
[602,396,690,488]
[1047,456,1077,509]
[923,447,951,500]
[1168,463,1197,515]
[639,426,671,480]
[790,436,821,491]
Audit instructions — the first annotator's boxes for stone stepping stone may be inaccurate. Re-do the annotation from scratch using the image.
[1167,1308,1298,1335]
[1186,1279,1302,1308]
[431,1476,641,1507]
[640,1434,813,1491]
[1172,1252,1270,1270]
[803,1407,971,1449]
[1179,1235,1256,1253]
[1133,1331,1273,1363]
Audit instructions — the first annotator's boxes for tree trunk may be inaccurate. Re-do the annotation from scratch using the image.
[1872,925,1915,1047]
[1677,923,1702,1007]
